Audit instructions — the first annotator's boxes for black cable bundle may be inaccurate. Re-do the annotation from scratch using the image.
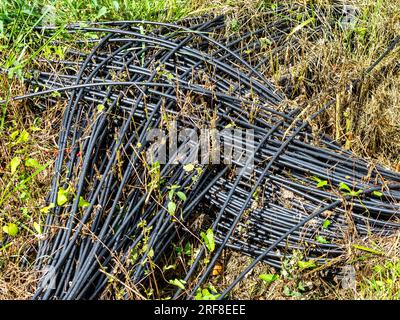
[2,12,399,300]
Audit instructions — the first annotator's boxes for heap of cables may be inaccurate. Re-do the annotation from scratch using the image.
[6,11,399,299]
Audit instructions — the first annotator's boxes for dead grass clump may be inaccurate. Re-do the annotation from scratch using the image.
[0,260,37,300]
[0,76,60,299]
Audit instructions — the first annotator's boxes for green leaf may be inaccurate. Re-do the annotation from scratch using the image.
[16,130,29,144]
[167,201,176,215]
[168,189,174,201]
[352,244,383,255]
[322,220,331,229]
[162,264,176,271]
[2,223,19,237]
[183,163,194,172]
[312,176,322,183]
[195,288,219,300]
[317,180,328,188]
[57,187,69,206]
[10,156,21,174]
[97,104,105,112]
[176,191,187,201]
[33,222,42,235]
[195,290,203,300]
[372,191,383,197]
[298,260,316,269]
[169,279,186,290]
[10,130,19,140]
[40,203,55,213]
[184,242,191,256]
[339,182,351,193]
[259,273,278,283]
[25,158,40,168]
[316,236,330,244]
[78,196,90,208]
[349,189,363,197]
[200,228,215,252]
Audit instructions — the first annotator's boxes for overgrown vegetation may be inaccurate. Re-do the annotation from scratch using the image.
[0,0,399,299]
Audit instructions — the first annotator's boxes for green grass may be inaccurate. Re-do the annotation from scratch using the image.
[0,0,192,121]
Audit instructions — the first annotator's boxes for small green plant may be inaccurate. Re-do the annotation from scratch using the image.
[316,235,330,244]
[372,190,383,197]
[312,176,329,189]
[166,184,187,216]
[169,278,186,290]
[298,260,316,270]
[195,286,220,300]
[339,182,362,197]
[259,273,279,284]
[57,187,70,206]
[200,228,215,253]
[322,219,331,229]
[2,222,19,237]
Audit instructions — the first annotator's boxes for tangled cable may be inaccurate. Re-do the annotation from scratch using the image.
[2,11,399,300]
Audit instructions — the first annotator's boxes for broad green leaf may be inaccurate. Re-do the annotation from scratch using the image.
[40,203,55,213]
[200,228,215,252]
[57,187,69,206]
[372,191,383,197]
[322,220,331,229]
[16,130,29,143]
[316,236,330,244]
[317,180,328,188]
[195,288,219,300]
[259,273,278,283]
[10,130,19,140]
[33,222,42,234]
[25,158,40,168]
[176,191,187,201]
[78,196,90,208]
[10,156,21,174]
[2,223,19,237]
[339,182,351,193]
[167,201,176,215]
[312,176,322,183]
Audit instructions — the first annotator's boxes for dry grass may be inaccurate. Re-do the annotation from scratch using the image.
[0,78,59,300]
